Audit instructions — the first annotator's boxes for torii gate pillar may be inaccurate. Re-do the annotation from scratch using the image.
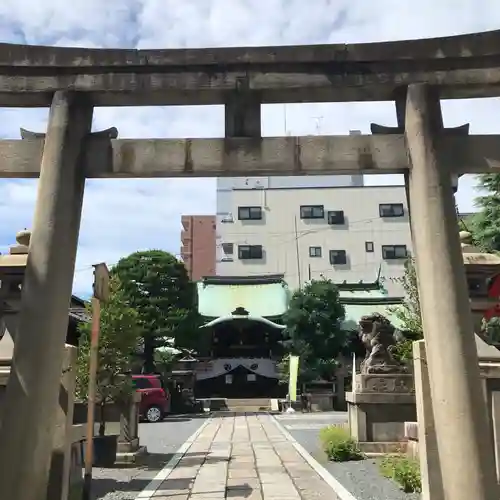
[0,91,92,500]
[405,83,498,500]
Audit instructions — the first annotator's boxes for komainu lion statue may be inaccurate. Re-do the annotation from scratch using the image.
[359,312,407,374]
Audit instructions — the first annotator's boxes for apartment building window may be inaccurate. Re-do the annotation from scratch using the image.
[382,245,408,260]
[238,206,262,220]
[220,242,234,262]
[327,210,345,225]
[365,241,374,253]
[222,243,234,254]
[309,246,322,258]
[300,205,324,219]
[238,245,263,260]
[379,203,404,218]
[329,250,347,265]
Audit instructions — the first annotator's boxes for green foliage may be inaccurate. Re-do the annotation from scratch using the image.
[111,250,200,371]
[389,258,423,363]
[281,279,346,383]
[390,339,414,364]
[319,425,364,462]
[76,278,141,435]
[481,317,500,343]
[471,174,500,253]
[390,258,422,339]
[380,455,422,493]
[154,348,178,379]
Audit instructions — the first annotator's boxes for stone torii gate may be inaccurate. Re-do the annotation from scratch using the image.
[0,30,500,500]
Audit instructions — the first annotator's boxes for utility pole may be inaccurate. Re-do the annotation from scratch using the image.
[294,216,302,288]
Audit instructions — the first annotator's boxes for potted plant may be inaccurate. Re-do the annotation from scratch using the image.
[76,277,141,467]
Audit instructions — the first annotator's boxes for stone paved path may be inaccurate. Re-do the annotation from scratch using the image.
[148,413,339,500]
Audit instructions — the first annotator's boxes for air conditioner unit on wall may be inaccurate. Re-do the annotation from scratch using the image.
[220,214,234,223]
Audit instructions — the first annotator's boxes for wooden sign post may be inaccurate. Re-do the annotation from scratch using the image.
[82,263,110,500]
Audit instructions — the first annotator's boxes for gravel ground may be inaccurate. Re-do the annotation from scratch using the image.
[324,458,420,500]
[91,414,208,500]
[277,412,420,500]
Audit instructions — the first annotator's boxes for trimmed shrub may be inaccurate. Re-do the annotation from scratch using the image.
[319,425,364,462]
[380,455,422,493]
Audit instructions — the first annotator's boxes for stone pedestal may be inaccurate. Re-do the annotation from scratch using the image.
[412,337,500,499]
[346,373,415,454]
[116,392,146,463]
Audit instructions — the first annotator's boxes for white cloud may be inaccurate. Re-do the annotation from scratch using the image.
[0,0,499,295]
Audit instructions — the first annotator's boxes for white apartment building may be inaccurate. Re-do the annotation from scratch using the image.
[216,176,412,296]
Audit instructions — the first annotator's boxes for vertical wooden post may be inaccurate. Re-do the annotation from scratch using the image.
[82,263,109,500]
[82,298,101,500]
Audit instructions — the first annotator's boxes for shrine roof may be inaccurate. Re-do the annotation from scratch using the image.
[197,275,289,318]
[339,288,405,330]
[200,315,286,330]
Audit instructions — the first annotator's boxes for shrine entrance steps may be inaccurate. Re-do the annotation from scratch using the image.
[199,398,272,412]
[225,398,271,412]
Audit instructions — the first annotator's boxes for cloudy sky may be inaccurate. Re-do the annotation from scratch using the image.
[0,0,499,297]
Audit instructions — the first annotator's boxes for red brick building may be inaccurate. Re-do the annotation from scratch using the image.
[180,215,216,281]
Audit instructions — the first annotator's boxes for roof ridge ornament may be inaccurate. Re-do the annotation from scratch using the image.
[232,307,249,316]
[20,127,118,140]
[10,229,30,255]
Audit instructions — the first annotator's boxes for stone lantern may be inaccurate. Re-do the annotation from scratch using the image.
[0,229,31,381]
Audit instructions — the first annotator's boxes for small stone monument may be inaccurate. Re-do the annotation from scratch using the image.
[346,313,416,454]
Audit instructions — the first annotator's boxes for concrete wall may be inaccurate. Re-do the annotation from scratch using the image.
[216,184,411,295]
[181,215,216,281]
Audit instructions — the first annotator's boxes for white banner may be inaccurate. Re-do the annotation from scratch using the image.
[195,358,278,380]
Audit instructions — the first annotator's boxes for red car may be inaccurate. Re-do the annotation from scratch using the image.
[132,374,171,423]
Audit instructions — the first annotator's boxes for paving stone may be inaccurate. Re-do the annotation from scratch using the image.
[300,489,338,500]
[153,489,190,497]
[188,494,225,500]
[226,478,260,489]
[229,462,256,470]
[261,486,300,499]
[258,473,290,484]
[129,414,345,500]
[230,455,255,462]
[157,477,194,491]
[152,495,189,500]
[228,468,258,478]
[226,491,263,499]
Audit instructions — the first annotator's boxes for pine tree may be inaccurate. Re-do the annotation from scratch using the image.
[471,174,500,252]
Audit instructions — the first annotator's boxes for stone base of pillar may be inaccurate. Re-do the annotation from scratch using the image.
[346,374,416,455]
[115,445,148,465]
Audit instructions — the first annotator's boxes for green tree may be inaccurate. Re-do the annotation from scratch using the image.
[391,258,422,338]
[154,348,178,377]
[76,278,141,436]
[281,279,346,383]
[390,258,423,362]
[471,174,500,252]
[481,317,500,344]
[111,250,199,373]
